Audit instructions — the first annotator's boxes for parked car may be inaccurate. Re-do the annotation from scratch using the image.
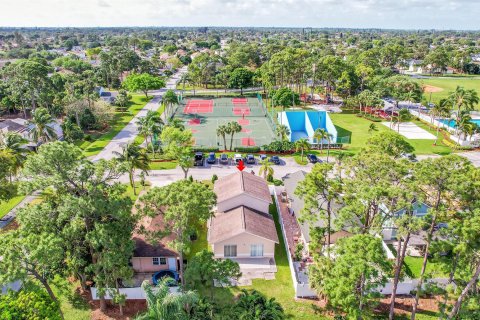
[234,154,244,164]
[246,154,255,164]
[306,154,320,163]
[269,155,281,165]
[206,152,216,164]
[401,153,418,162]
[259,154,267,161]
[194,152,204,166]
[219,153,229,165]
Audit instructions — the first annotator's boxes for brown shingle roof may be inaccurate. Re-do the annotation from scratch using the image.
[132,215,178,257]
[208,206,279,244]
[214,171,272,204]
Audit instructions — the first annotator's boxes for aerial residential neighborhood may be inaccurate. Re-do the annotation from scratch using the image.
[2,2,480,320]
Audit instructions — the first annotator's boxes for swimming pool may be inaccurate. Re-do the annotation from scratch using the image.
[437,118,480,128]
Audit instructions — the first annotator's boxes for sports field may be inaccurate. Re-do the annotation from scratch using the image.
[415,76,480,109]
[175,97,276,148]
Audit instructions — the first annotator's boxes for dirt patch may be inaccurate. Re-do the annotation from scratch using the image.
[423,85,444,93]
[376,295,444,317]
[90,299,147,320]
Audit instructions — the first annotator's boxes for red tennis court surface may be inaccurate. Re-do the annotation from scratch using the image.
[241,138,256,146]
[233,108,250,116]
[188,118,201,125]
[184,99,214,114]
[232,98,248,103]
[237,119,249,125]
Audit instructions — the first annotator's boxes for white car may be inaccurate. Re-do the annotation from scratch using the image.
[234,154,244,164]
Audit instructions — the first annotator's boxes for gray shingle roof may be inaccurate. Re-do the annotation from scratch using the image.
[214,171,272,204]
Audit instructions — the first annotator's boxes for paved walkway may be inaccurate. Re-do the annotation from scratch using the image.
[458,151,480,167]
[382,122,436,140]
[92,67,188,161]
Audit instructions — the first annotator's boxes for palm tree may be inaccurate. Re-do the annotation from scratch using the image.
[313,128,328,151]
[396,109,413,132]
[28,107,57,145]
[235,289,285,320]
[137,111,164,157]
[163,89,178,120]
[368,123,378,134]
[294,138,310,163]
[168,117,185,131]
[457,112,478,143]
[430,99,451,145]
[259,159,274,180]
[135,279,198,320]
[275,124,291,141]
[448,86,479,136]
[227,121,242,151]
[113,143,150,195]
[216,124,228,151]
[0,132,29,181]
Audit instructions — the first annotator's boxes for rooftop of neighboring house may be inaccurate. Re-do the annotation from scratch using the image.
[214,171,273,204]
[208,205,279,244]
[0,118,28,133]
[132,214,178,258]
[283,170,344,243]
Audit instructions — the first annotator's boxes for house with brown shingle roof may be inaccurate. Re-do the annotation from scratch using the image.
[131,215,178,276]
[208,205,279,259]
[214,171,272,213]
[208,172,279,281]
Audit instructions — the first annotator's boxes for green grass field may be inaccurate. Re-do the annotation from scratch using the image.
[79,95,151,157]
[0,194,25,219]
[329,112,452,155]
[415,77,480,109]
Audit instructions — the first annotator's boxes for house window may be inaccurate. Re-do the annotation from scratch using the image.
[152,257,167,265]
[250,244,264,257]
[224,245,237,257]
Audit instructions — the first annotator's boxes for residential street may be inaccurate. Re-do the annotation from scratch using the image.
[91,66,188,161]
[120,157,316,187]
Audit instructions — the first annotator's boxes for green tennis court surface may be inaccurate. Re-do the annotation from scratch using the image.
[175,97,276,148]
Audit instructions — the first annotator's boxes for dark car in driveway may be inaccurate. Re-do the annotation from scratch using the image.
[194,152,204,166]
[219,153,229,165]
[206,152,216,164]
[259,154,267,161]
[269,155,281,165]
[246,154,256,164]
[307,154,320,163]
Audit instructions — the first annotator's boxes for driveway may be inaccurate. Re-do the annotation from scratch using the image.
[92,67,188,161]
[458,151,480,167]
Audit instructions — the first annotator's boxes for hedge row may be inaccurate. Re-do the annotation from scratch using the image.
[234,146,261,153]
[192,147,220,152]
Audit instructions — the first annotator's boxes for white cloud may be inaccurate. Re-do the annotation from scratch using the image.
[0,0,478,29]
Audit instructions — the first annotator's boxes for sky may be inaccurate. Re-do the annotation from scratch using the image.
[0,0,479,30]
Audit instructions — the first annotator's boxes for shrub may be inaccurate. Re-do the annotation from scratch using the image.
[234,146,261,153]
[193,146,219,152]
[262,141,294,153]
[266,174,273,182]
[294,242,304,261]
[211,174,218,183]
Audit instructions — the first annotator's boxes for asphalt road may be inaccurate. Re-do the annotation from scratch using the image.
[91,66,188,161]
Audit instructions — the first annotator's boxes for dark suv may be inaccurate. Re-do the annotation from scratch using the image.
[246,154,255,164]
[194,152,204,166]
[206,152,216,164]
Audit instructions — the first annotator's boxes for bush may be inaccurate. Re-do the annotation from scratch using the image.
[83,134,92,142]
[234,146,261,153]
[192,146,220,152]
[267,174,273,182]
[211,174,218,183]
[294,242,304,261]
[262,141,294,153]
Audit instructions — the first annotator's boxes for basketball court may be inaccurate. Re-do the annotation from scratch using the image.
[174,97,276,148]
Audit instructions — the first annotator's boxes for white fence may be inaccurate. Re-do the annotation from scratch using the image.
[271,186,317,298]
[378,278,453,295]
[409,110,480,147]
[91,286,179,300]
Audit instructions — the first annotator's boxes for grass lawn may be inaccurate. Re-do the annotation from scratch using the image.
[403,256,448,279]
[123,182,150,201]
[79,95,151,157]
[329,112,453,156]
[0,194,25,219]
[414,77,480,109]
[150,161,177,170]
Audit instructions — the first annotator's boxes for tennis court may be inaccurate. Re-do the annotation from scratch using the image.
[175,97,276,148]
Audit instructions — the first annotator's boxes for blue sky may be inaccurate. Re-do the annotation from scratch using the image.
[0,0,479,30]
